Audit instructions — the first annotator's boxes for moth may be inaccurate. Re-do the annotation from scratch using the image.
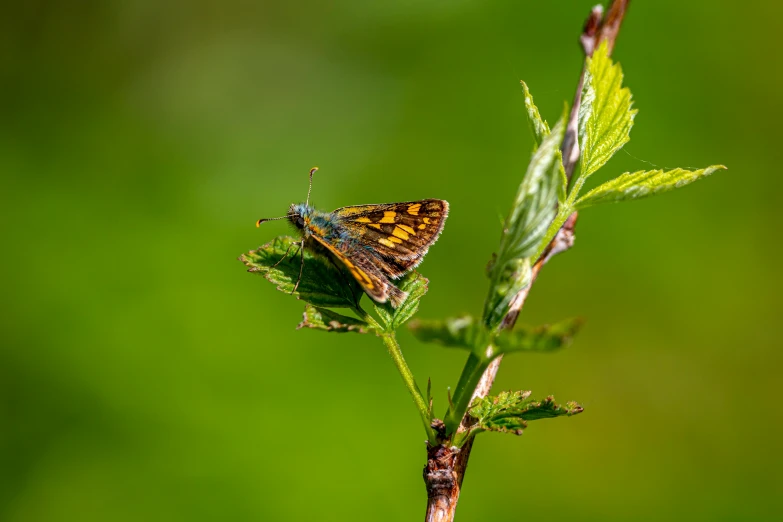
[256,168,448,307]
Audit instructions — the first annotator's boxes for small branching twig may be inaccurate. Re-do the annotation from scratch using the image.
[424,2,628,520]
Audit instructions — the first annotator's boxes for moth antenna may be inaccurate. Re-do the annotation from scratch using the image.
[305,167,318,206]
[256,215,290,227]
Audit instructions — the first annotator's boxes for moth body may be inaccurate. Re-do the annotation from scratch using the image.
[258,169,447,307]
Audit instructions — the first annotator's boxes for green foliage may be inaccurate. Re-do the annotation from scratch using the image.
[463,391,583,440]
[502,113,567,261]
[416,43,724,444]
[240,236,363,309]
[575,165,727,209]
[298,304,369,333]
[577,41,637,184]
[408,316,488,351]
[521,81,568,203]
[492,318,583,356]
[411,314,582,437]
[484,114,566,330]
[409,315,581,357]
[516,47,726,277]
[373,272,429,332]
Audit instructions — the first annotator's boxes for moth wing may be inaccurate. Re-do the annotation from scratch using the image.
[366,253,415,280]
[334,199,449,270]
[309,235,406,306]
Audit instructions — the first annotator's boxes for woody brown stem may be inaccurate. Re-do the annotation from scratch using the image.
[423,2,629,520]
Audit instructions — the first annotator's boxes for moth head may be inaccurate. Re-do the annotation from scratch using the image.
[288,203,306,230]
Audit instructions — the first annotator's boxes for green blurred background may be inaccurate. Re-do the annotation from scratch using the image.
[2,1,780,520]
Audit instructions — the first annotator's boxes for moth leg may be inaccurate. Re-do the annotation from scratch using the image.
[326,253,351,286]
[291,239,306,294]
[325,252,364,304]
[272,240,298,269]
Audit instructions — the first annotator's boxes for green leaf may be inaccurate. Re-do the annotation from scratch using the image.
[469,391,583,436]
[484,112,566,330]
[520,82,567,203]
[373,271,429,331]
[575,165,727,209]
[408,316,488,351]
[240,236,363,308]
[503,113,567,262]
[521,81,551,147]
[520,398,584,421]
[577,41,637,183]
[492,317,583,356]
[297,304,370,333]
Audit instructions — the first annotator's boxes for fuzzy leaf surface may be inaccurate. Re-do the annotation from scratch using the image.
[408,316,488,351]
[469,391,584,436]
[297,304,370,333]
[578,41,637,182]
[575,165,726,209]
[373,271,429,331]
[240,236,363,308]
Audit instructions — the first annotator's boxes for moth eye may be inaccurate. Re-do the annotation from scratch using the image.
[296,217,305,228]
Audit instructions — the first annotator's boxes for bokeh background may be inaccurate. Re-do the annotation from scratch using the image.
[2,1,781,520]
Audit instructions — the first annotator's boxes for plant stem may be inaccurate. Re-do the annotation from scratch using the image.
[444,352,488,434]
[380,332,436,442]
[354,306,435,441]
[424,356,503,521]
[534,206,572,261]
[423,3,630,520]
